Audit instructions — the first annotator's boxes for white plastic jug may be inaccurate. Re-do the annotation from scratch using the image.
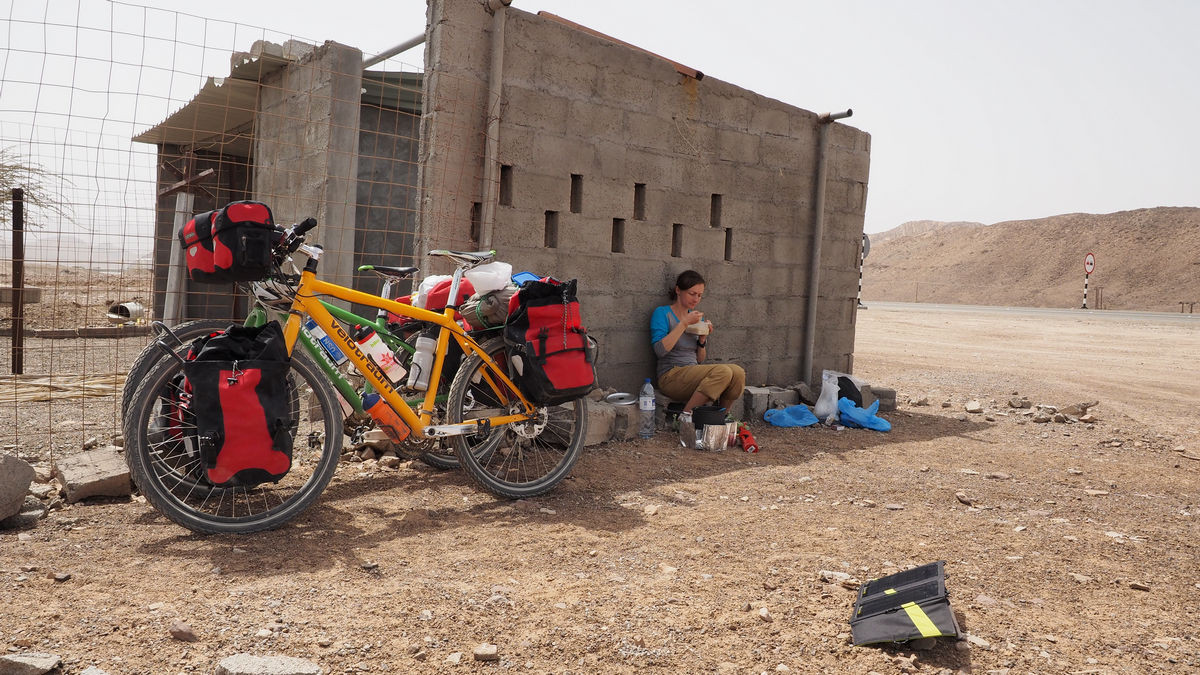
[464,261,513,295]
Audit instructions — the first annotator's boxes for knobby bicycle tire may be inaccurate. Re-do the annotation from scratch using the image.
[123,350,343,534]
[447,336,586,499]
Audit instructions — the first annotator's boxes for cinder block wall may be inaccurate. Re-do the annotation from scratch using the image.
[255,41,363,291]
[420,2,871,392]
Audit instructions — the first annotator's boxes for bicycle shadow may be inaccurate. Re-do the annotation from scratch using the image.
[133,408,990,575]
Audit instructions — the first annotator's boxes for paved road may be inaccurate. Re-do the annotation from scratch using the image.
[862,301,1200,325]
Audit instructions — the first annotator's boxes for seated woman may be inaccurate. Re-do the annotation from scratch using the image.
[650,270,746,414]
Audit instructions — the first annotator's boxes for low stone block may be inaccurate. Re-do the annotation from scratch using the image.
[0,454,35,520]
[744,386,791,420]
[610,403,638,441]
[584,401,616,447]
[870,386,897,412]
[52,446,130,503]
[0,652,62,675]
[767,388,798,410]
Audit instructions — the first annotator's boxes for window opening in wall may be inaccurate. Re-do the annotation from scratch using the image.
[570,174,583,214]
[710,194,722,228]
[470,202,482,242]
[671,223,684,258]
[634,183,646,220]
[544,211,559,248]
[612,218,625,253]
[724,227,733,261]
[499,165,513,206]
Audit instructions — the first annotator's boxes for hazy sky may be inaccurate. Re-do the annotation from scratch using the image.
[56,1,1200,233]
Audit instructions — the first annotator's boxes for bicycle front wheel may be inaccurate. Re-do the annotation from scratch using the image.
[446,336,586,499]
[123,350,343,534]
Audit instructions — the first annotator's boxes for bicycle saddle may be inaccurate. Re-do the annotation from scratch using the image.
[428,249,496,266]
[358,264,419,279]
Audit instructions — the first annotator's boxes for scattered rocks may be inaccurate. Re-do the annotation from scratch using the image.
[1007,396,1032,409]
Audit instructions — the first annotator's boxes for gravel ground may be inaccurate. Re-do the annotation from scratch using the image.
[1,304,1198,674]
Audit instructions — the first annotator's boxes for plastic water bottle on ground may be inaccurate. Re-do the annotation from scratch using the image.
[638,378,656,438]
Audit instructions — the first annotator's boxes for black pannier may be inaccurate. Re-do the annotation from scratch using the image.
[178,200,276,284]
[182,321,294,488]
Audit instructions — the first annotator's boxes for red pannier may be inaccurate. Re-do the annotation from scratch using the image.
[503,278,597,406]
[182,321,294,488]
[178,200,277,284]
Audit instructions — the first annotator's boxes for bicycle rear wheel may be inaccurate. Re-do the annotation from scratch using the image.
[446,336,586,499]
[123,350,343,534]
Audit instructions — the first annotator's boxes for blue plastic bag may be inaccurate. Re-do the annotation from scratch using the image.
[764,404,819,428]
[837,397,891,432]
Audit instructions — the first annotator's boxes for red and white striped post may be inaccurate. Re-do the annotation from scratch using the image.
[1082,252,1096,309]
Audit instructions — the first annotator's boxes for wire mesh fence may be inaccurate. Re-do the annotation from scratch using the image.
[0,1,484,457]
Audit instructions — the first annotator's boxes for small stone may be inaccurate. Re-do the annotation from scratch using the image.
[53,572,71,582]
[884,503,905,510]
[539,507,556,515]
[169,621,198,642]
[941,401,952,408]
[758,606,773,622]
[1129,582,1151,591]
[0,653,63,673]
[974,593,998,607]
[473,643,499,661]
[643,504,659,515]
[984,472,1010,480]
[964,400,984,414]
[255,628,273,637]
[1084,489,1109,496]
[1069,573,1092,584]
[446,652,463,664]
[965,634,990,648]
[955,491,972,506]
[659,563,677,574]
[909,637,937,651]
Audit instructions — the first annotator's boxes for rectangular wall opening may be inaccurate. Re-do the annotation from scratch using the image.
[470,202,482,242]
[611,218,625,253]
[570,174,583,214]
[724,227,733,261]
[544,210,559,248]
[671,223,684,258]
[710,193,722,228]
[499,165,513,206]
[634,183,646,220]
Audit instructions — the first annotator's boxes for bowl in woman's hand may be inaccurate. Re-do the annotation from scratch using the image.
[684,321,710,336]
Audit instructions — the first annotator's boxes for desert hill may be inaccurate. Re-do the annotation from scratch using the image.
[862,206,1200,312]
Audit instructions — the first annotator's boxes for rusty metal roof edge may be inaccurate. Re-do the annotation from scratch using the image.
[536,11,704,81]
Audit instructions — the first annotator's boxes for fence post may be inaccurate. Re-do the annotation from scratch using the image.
[10,188,25,375]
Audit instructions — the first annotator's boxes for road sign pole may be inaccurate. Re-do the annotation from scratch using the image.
[1082,252,1096,310]
[1082,272,1089,309]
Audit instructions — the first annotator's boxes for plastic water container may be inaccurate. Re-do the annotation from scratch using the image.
[638,379,656,438]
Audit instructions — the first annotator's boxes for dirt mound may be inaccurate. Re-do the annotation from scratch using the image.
[864,206,1200,311]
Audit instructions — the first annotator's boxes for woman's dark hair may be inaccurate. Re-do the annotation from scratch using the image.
[669,270,705,301]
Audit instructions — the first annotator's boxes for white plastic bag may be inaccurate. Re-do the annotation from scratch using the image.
[414,274,451,309]
[814,369,867,423]
[464,261,513,295]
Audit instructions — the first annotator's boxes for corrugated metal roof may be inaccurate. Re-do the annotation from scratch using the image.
[131,48,295,157]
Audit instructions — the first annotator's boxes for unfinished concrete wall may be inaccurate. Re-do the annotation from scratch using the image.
[255,41,363,291]
[421,2,871,392]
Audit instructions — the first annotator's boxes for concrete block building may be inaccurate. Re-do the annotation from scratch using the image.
[135,0,871,393]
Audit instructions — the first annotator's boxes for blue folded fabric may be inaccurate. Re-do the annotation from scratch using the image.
[838,397,891,432]
[764,404,819,428]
